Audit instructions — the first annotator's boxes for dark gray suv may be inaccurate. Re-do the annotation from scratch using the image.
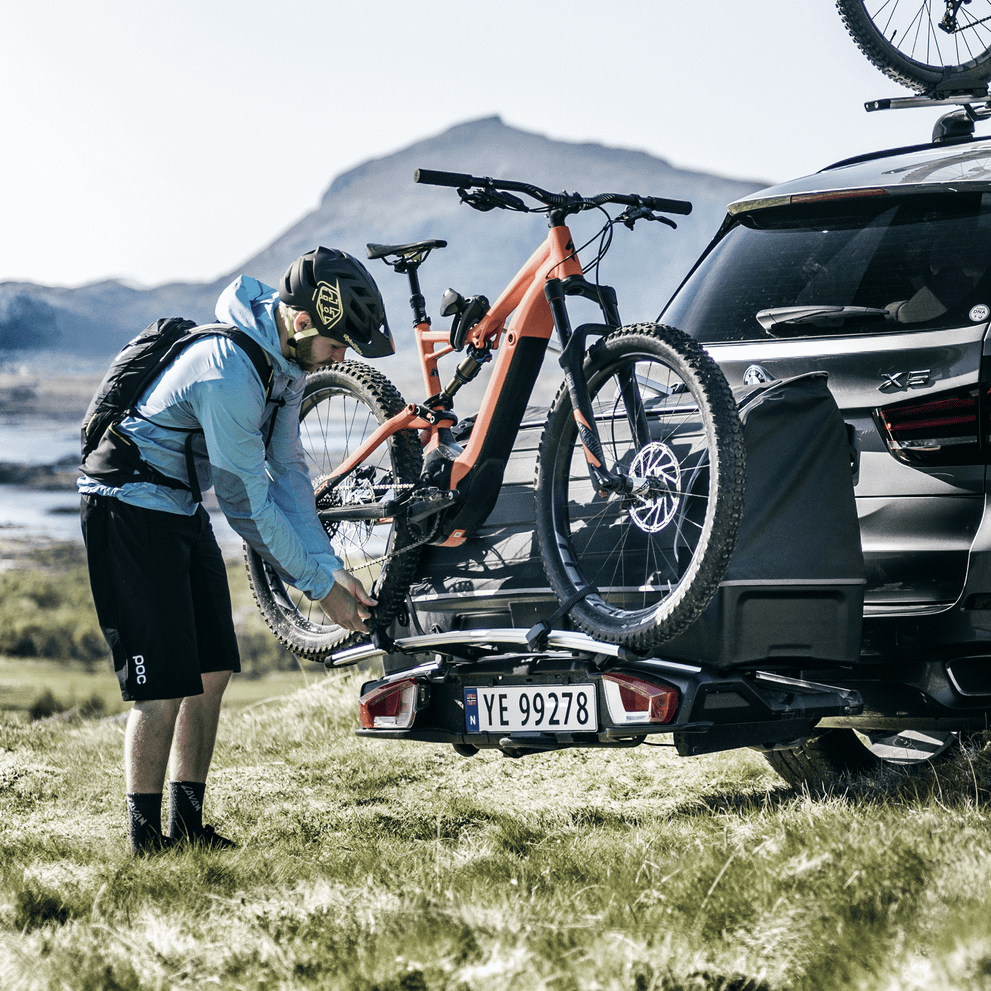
[661,132,991,780]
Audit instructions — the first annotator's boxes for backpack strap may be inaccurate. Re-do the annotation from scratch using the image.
[194,324,276,401]
[101,325,283,502]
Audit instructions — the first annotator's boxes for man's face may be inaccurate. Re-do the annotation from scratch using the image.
[294,333,347,372]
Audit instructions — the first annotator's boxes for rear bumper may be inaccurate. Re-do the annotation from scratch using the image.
[339,630,863,757]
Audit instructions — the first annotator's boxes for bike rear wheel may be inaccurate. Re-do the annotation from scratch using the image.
[245,361,423,659]
[535,324,745,653]
[837,0,991,93]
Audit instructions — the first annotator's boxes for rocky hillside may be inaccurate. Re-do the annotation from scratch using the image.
[0,117,765,394]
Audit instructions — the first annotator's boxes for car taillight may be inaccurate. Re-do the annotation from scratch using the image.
[602,673,678,725]
[875,386,985,466]
[359,679,417,729]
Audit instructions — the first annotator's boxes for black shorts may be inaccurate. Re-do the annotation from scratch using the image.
[81,494,241,702]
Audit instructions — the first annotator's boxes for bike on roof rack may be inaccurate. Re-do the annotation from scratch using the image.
[839,0,991,98]
[840,2,991,140]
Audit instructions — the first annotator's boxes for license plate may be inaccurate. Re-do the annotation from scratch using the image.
[464,684,597,734]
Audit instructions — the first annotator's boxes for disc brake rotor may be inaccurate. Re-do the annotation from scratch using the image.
[627,441,681,533]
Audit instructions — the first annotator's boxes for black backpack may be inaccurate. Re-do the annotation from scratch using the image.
[80,318,278,502]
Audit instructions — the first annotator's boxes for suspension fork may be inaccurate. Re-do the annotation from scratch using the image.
[544,278,651,497]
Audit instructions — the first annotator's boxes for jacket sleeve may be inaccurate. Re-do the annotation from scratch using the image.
[190,346,343,600]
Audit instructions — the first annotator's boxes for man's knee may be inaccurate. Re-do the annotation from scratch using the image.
[198,670,233,706]
[132,697,183,720]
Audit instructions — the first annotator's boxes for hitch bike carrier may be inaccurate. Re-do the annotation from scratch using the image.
[337,629,864,757]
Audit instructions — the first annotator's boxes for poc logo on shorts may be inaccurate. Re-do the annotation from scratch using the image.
[132,655,148,685]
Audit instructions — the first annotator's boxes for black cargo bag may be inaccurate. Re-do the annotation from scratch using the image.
[405,371,865,670]
[658,372,865,670]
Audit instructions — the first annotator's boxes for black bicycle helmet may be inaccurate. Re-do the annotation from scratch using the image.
[279,246,394,358]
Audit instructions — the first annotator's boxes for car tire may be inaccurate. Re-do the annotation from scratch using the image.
[763,726,965,787]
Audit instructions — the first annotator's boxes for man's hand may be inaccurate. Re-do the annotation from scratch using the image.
[318,570,378,633]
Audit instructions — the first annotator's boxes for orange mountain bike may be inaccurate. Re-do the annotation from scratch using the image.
[247,169,746,658]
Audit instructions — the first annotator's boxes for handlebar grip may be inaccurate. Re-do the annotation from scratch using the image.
[641,196,692,216]
[414,168,477,188]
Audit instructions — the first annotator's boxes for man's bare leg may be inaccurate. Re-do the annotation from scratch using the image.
[170,670,232,783]
[124,697,181,852]
[167,670,234,846]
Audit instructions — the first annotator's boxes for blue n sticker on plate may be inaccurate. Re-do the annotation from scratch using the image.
[464,688,479,732]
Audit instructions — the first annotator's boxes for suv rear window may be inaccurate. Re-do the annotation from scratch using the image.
[663,192,991,343]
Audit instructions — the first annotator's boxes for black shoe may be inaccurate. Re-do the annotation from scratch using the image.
[171,824,236,850]
[131,831,175,857]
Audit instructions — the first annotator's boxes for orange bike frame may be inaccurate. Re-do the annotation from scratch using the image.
[331,224,584,490]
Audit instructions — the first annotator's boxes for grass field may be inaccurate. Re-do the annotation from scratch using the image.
[0,540,314,722]
[2,665,990,991]
[2,544,991,989]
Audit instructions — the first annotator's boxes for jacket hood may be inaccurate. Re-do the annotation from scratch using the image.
[215,275,298,379]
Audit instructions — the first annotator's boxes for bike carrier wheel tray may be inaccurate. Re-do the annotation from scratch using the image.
[335,629,863,758]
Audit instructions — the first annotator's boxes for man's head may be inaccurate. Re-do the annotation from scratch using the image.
[278,247,394,367]
[278,307,347,372]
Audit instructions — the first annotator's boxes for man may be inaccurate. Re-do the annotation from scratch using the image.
[80,247,393,854]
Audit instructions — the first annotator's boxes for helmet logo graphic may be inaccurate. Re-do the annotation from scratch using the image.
[314,280,344,332]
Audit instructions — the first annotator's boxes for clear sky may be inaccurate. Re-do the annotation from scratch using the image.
[0,0,962,288]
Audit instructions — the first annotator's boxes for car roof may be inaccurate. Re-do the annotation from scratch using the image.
[727,135,991,215]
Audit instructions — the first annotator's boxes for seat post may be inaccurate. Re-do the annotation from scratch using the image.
[403,262,430,326]
[366,239,447,327]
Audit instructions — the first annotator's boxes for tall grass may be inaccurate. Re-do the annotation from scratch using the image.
[1,669,989,991]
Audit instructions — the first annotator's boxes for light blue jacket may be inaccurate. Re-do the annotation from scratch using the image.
[78,276,343,600]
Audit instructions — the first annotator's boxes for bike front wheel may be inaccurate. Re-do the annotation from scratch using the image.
[245,361,423,659]
[837,0,991,93]
[535,324,745,653]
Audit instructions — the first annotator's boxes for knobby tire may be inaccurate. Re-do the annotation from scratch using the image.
[245,361,423,659]
[535,323,746,653]
[836,0,991,93]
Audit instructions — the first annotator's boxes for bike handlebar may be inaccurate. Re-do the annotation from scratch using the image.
[413,167,692,216]
[414,168,476,188]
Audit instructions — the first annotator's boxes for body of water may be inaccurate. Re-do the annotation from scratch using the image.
[0,415,348,555]
[0,420,243,553]
[0,419,84,546]
[0,418,80,466]
[0,483,244,554]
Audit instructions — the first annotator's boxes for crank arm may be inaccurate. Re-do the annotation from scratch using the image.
[317,499,405,523]
[407,488,460,523]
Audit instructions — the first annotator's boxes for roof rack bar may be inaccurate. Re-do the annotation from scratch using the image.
[867,93,991,113]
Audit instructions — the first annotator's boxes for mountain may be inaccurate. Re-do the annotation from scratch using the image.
[0,117,765,394]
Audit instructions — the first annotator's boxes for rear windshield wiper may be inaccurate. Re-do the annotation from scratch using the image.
[756,305,892,335]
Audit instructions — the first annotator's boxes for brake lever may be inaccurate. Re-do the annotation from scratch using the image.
[619,206,678,230]
[458,187,530,213]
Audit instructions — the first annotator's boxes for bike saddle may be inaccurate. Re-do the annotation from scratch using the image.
[366,239,447,261]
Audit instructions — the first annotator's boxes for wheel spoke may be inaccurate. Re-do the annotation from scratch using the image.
[841,0,991,91]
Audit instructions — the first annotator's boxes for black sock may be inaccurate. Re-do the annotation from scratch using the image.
[126,792,163,853]
[168,780,206,837]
